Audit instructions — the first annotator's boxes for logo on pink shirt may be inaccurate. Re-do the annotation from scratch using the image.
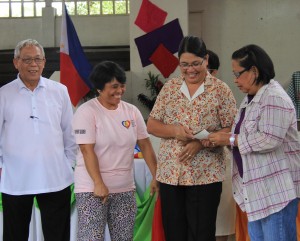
[122,120,131,128]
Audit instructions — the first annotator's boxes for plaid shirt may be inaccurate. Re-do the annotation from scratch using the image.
[232,80,300,222]
[287,71,300,118]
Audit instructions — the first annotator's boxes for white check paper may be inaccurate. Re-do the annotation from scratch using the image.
[194,129,210,140]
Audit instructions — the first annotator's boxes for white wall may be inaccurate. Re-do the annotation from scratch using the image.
[189,0,300,105]
[0,18,44,49]
[129,0,188,119]
[54,15,130,47]
[0,8,129,49]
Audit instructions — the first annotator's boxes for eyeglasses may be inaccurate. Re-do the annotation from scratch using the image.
[18,57,45,64]
[233,68,248,79]
[179,58,205,70]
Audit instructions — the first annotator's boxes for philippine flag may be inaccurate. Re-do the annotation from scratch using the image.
[60,4,93,106]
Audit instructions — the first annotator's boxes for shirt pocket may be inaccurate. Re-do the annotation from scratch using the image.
[195,101,219,131]
[40,101,62,125]
[243,120,258,135]
[165,103,186,124]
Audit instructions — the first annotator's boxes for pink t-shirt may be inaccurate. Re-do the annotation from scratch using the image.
[72,98,149,193]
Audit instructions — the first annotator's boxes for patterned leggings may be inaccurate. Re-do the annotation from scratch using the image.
[75,191,136,241]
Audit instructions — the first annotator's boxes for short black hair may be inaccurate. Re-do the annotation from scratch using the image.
[207,50,220,71]
[178,36,207,59]
[232,44,275,85]
[89,61,126,90]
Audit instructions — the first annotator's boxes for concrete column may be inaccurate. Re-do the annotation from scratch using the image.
[42,6,56,47]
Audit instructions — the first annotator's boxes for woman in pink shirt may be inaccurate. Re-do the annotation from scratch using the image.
[72,61,158,241]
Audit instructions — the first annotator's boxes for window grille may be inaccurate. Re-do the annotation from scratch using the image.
[0,0,129,17]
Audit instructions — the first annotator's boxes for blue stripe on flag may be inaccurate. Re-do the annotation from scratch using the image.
[64,6,94,89]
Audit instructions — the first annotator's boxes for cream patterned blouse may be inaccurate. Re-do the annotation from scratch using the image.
[150,73,237,185]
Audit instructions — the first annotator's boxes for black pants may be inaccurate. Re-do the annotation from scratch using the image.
[160,182,222,241]
[2,186,71,241]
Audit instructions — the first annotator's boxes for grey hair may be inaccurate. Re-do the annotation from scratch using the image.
[14,39,45,58]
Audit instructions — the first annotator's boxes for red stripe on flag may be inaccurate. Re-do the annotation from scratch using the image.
[60,53,90,106]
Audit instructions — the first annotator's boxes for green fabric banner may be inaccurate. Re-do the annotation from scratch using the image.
[134,187,156,241]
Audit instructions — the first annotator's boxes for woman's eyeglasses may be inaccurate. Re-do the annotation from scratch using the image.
[179,58,205,70]
[233,68,248,79]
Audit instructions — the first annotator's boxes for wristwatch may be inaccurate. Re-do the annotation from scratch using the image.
[229,134,236,149]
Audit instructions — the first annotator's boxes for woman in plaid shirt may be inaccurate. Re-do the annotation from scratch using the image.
[209,44,300,241]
